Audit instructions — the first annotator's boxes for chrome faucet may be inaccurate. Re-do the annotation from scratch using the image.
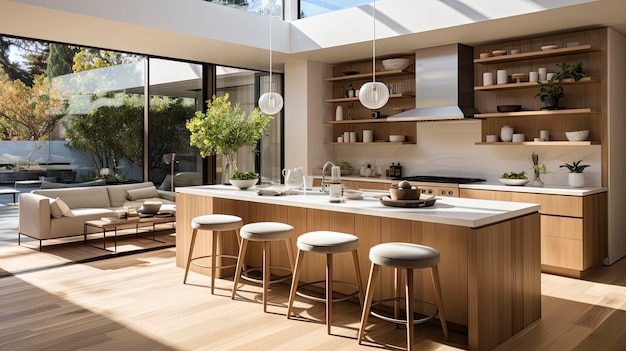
[320,161,335,193]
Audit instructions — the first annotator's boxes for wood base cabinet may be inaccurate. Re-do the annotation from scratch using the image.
[460,189,607,278]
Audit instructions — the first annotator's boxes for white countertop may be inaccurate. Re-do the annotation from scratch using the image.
[317,176,607,196]
[460,182,607,196]
[177,185,540,229]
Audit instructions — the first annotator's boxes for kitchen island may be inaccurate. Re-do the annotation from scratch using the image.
[176,185,541,351]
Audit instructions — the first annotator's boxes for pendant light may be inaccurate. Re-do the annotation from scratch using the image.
[359,0,389,110]
[258,0,283,115]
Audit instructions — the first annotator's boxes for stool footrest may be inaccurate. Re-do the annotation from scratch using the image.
[190,254,239,270]
[241,266,293,285]
[295,280,359,303]
[370,298,439,325]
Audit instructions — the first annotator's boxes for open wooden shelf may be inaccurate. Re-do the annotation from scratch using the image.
[325,141,415,145]
[473,45,600,64]
[475,141,599,146]
[324,93,413,103]
[324,118,393,125]
[475,108,598,118]
[474,77,598,91]
[324,69,414,82]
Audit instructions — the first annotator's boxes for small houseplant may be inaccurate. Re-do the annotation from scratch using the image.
[531,152,547,187]
[552,62,585,82]
[560,160,589,187]
[535,80,565,109]
[229,171,259,189]
[186,93,273,184]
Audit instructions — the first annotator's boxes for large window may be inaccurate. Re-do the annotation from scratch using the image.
[0,35,283,188]
[204,0,283,17]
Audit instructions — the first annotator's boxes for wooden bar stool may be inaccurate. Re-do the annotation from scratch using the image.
[286,231,364,335]
[358,242,448,351]
[184,214,243,294]
[231,222,295,312]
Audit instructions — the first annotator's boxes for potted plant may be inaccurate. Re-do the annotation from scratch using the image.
[229,171,259,189]
[560,160,590,187]
[552,62,586,82]
[535,80,565,109]
[186,93,273,184]
[531,152,547,187]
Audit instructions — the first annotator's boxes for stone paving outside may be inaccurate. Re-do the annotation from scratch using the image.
[0,184,39,245]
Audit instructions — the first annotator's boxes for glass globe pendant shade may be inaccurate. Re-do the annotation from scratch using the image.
[258,92,283,115]
[358,81,389,110]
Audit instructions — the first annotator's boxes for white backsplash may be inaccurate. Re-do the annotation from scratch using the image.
[332,120,602,187]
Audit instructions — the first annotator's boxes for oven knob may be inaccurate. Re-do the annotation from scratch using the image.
[440,190,446,196]
[428,189,433,194]
[448,190,454,196]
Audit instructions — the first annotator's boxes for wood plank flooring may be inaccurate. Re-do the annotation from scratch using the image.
[0,247,624,351]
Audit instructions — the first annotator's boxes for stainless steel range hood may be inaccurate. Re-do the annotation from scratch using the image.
[390,43,476,121]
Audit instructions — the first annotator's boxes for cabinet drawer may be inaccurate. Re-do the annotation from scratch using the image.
[541,215,582,240]
[541,236,583,270]
[343,180,390,190]
[460,189,582,217]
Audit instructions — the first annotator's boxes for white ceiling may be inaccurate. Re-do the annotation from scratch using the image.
[2,0,626,71]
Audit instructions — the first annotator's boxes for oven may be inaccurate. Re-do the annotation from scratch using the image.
[394,175,485,197]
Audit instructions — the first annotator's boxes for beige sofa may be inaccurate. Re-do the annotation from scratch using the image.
[18,181,175,250]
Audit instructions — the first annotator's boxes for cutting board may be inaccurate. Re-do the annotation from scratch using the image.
[380,195,437,208]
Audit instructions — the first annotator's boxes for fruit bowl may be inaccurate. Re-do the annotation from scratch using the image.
[382,58,410,71]
[565,130,589,141]
[389,187,421,200]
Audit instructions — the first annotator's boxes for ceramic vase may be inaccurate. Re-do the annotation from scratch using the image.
[568,173,585,188]
[500,125,514,142]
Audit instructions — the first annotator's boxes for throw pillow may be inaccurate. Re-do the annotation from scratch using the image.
[127,187,160,201]
[55,197,73,217]
[49,198,63,218]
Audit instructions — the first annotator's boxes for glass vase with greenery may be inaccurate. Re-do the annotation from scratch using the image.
[186,93,273,183]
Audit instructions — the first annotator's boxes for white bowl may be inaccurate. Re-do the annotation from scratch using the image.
[389,135,405,142]
[139,201,162,214]
[565,130,589,141]
[229,178,258,189]
[382,58,410,71]
[343,189,363,200]
[498,178,530,186]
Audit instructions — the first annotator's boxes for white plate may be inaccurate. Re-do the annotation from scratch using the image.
[541,45,558,51]
[499,178,530,186]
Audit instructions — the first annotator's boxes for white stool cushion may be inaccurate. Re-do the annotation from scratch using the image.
[297,231,358,253]
[240,222,294,241]
[369,242,440,269]
[192,214,243,231]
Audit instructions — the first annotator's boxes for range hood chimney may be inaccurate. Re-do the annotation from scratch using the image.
[390,43,475,121]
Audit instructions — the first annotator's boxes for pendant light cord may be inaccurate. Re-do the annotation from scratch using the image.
[372,0,376,83]
[268,1,273,94]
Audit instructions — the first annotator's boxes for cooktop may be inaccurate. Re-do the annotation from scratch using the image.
[394,175,485,184]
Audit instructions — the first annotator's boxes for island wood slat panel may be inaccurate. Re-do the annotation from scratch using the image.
[460,189,607,278]
[175,192,541,351]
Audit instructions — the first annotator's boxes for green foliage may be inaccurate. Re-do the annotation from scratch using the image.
[230,171,259,180]
[0,70,68,140]
[552,62,585,81]
[501,171,527,179]
[63,93,143,171]
[560,160,590,173]
[186,93,273,157]
[535,80,564,103]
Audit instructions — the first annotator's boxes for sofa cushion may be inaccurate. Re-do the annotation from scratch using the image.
[107,182,157,207]
[33,187,111,209]
[127,187,160,201]
[49,198,63,218]
[56,198,73,217]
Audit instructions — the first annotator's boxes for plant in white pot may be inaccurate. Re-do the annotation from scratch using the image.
[560,160,589,187]
[186,93,273,184]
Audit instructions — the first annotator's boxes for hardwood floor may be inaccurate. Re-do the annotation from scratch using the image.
[0,247,624,350]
